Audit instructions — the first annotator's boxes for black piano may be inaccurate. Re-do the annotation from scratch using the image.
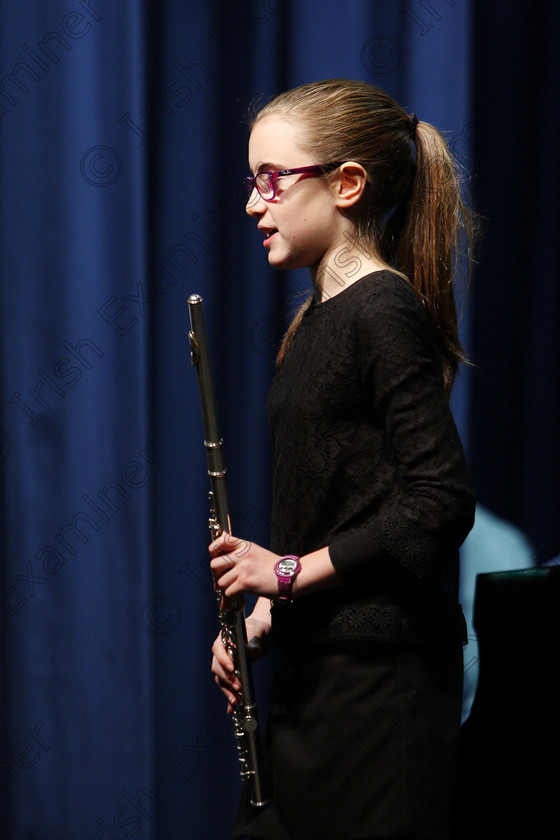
[452,567,560,839]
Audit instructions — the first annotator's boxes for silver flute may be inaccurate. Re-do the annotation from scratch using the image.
[188,293,268,809]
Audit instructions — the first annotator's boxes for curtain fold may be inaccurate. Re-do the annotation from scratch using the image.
[469,0,560,563]
[0,2,156,837]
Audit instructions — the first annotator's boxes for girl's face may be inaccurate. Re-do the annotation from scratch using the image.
[246,116,343,273]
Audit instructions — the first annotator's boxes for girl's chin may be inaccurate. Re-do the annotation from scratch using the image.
[267,249,308,271]
[266,249,288,268]
[268,255,297,270]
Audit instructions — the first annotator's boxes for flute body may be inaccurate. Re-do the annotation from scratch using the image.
[187,293,268,809]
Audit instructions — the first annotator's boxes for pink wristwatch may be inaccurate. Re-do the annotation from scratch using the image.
[273,555,302,603]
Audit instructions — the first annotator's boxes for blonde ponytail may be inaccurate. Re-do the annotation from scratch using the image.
[393,121,475,394]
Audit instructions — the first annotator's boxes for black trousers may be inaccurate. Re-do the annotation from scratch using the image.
[234,642,463,840]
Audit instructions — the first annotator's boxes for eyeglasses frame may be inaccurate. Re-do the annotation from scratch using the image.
[245,161,346,203]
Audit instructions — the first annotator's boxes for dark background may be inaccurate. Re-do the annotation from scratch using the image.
[1,1,558,837]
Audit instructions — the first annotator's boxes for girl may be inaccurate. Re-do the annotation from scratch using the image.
[210,79,476,840]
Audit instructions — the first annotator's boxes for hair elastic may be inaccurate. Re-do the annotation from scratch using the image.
[408,113,419,138]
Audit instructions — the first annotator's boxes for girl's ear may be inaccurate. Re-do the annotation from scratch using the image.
[332,162,369,208]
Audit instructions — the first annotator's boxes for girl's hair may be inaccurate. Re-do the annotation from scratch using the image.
[251,79,476,395]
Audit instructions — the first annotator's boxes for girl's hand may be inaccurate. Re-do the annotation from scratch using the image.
[211,607,272,712]
[209,532,280,600]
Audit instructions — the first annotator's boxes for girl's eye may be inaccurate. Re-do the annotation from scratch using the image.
[255,173,274,198]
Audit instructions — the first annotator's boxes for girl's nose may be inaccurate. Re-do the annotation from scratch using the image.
[246,188,266,217]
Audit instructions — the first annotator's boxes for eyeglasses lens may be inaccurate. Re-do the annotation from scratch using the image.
[255,173,274,199]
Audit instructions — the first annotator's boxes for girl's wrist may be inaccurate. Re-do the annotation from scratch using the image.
[291,546,341,598]
[250,596,273,624]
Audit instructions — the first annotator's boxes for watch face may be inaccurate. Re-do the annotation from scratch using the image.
[276,558,298,576]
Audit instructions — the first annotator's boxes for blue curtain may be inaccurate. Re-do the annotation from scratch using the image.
[469,0,560,564]
[1,1,557,838]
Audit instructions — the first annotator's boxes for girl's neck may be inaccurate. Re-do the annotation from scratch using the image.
[311,229,389,302]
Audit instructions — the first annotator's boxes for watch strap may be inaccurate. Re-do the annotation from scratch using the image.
[274,555,301,604]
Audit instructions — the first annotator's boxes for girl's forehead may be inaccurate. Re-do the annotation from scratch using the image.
[249,116,309,166]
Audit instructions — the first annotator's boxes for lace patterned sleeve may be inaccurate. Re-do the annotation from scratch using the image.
[328,277,475,585]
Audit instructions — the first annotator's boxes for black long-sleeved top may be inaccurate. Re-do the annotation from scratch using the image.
[267,271,475,650]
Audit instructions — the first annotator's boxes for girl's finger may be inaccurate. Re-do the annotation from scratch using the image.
[209,531,235,553]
